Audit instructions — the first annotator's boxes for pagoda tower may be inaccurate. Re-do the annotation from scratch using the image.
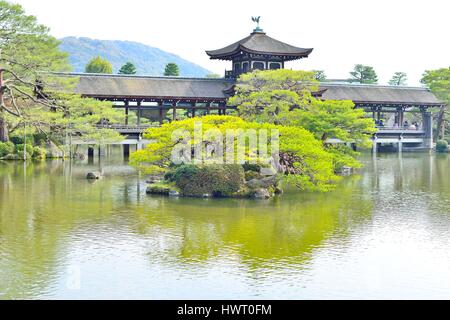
[206,18,313,79]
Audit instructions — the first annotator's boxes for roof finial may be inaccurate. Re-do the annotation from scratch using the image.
[252,16,263,33]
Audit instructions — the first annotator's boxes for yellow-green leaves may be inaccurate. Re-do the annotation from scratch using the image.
[131,115,339,192]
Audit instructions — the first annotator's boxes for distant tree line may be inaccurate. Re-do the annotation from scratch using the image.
[84,58,182,77]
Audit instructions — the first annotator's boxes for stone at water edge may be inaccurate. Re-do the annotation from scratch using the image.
[46,141,65,159]
[253,188,271,199]
[169,190,180,197]
[87,172,102,180]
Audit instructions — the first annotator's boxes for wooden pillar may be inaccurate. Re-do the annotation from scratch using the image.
[159,101,164,125]
[192,102,196,118]
[398,107,404,128]
[172,101,177,121]
[206,102,211,115]
[137,101,142,125]
[124,100,129,125]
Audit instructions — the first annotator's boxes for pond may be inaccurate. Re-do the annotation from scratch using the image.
[0,151,449,299]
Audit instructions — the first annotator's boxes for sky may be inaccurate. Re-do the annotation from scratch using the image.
[13,0,449,85]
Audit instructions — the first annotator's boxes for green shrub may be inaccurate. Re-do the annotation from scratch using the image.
[173,164,245,197]
[33,133,47,146]
[436,140,449,153]
[146,182,176,195]
[10,135,35,146]
[242,163,261,173]
[15,144,33,159]
[0,141,15,157]
[32,147,46,159]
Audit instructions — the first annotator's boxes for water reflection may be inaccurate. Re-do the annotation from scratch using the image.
[0,151,449,299]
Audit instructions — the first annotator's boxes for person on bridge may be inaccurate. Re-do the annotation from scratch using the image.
[403,120,409,129]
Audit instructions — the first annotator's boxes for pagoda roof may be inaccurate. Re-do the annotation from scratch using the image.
[206,31,313,61]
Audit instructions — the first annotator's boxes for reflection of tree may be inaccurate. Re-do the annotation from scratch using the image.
[0,160,134,299]
[136,176,373,270]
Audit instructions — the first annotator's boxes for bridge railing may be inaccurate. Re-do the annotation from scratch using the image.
[95,124,159,132]
[376,126,424,133]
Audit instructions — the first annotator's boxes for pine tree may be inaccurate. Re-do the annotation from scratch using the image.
[85,56,113,74]
[388,72,408,86]
[164,63,180,76]
[349,64,378,84]
[118,62,137,75]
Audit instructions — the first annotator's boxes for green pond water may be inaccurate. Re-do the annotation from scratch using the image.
[0,151,449,299]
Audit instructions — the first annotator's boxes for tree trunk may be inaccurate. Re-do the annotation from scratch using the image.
[0,109,9,142]
[435,106,446,141]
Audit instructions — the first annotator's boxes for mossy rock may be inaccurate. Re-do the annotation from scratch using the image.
[1,154,20,161]
[146,182,178,196]
[87,172,102,180]
[246,175,279,189]
[173,164,245,197]
[436,140,449,153]
[245,171,261,181]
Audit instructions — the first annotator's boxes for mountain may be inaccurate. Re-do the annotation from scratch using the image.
[59,37,212,77]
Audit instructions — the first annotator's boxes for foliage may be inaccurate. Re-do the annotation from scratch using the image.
[131,115,339,192]
[118,62,137,75]
[0,141,14,157]
[436,140,448,153]
[230,70,376,170]
[388,72,408,86]
[421,68,450,103]
[164,63,180,77]
[290,99,376,146]
[312,70,327,81]
[349,64,378,84]
[147,182,177,195]
[85,56,113,74]
[0,2,122,146]
[421,68,450,139]
[0,0,70,142]
[229,69,319,124]
[170,164,245,197]
[32,146,46,159]
[14,143,33,159]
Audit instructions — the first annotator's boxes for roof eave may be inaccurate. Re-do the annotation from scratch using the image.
[206,46,313,61]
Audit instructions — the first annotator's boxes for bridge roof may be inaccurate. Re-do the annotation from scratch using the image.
[60,73,234,100]
[320,83,444,106]
[54,73,443,107]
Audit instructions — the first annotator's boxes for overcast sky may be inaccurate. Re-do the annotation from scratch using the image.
[14,0,449,85]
